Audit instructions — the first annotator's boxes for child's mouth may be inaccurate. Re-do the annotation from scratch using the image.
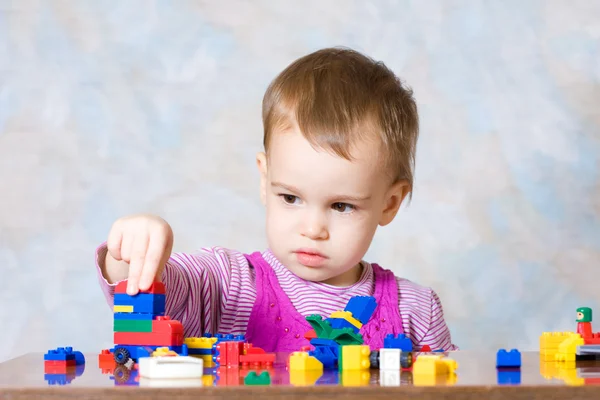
[294,249,327,267]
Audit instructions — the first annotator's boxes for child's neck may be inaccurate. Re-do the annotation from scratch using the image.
[320,262,363,287]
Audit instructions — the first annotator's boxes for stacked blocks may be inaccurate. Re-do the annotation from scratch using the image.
[299,295,377,370]
[384,333,413,352]
[111,280,188,364]
[44,347,85,385]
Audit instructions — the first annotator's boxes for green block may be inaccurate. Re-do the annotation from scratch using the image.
[306,315,332,338]
[330,328,364,346]
[113,319,153,332]
[244,371,271,385]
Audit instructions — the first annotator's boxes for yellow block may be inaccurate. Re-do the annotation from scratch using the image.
[184,337,217,349]
[413,355,458,376]
[555,335,584,362]
[113,305,133,313]
[290,369,323,386]
[340,345,370,370]
[202,374,215,386]
[329,311,363,330]
[341,370,370,387]
[289,352,323,371]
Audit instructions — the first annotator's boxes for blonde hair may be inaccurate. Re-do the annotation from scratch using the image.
[262,47,419,193]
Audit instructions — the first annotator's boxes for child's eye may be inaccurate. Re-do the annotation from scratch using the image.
[332,202,355,213]
[279,194,300,205]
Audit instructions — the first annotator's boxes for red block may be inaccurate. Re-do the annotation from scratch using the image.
[44,360,76,374]
[98,349,116,370]
[304,329,317,341]
[114,331,183,346]
[152,317,183,334]
[240,353,275,367]
[115,280,165,294]
[216,366,241,386]
[420,345,432,352]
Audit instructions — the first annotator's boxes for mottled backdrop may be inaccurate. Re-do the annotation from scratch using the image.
[1,0,599,362]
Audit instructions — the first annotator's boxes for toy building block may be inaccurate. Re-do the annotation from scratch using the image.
[496,349,521,368]
[114,312,155,321]
[289,352,324,371]
[185,337,217,356]
[497,368,521,385]
[289,369,324,386]
[555,335,585,362]
[215,341,244,367]
[304,329,317,341]
[340,369,371,386]
[113,305,134,313]
[328,311,362,330]
[44,347,76,362]
[330,328,364,345]
[540,332,576,361]
[420,345,432,352]
[306,315,333,338]
[327,317,360,333]
[113,293,166,314]
[384,333,413,351]
[380,348,401,370]
[114,319,153,332]
[369,350,380,369]
[115,280,166,295]
[412,354,458,376]
[344,296,377,325]
[244,371,271,385]
[152,347,179,357]
[138,356,203,379]
[339,345,370,370]
[114,331,184,346]
[240,347,275,367]
[309,345,338,369]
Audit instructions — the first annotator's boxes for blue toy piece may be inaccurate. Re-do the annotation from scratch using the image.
[497,368,521,384]
[383,334,413,351]
[111,344,189,365]
[73,351,85,365]
[309,345,338,369]
[344,296,377,325]
[496,349,521,368]
[310,338,339,348]
[188,348,212,356]
[113,293,166,314]
[113,312,156,320]
[44,347,76,362]
[326,317,360,333]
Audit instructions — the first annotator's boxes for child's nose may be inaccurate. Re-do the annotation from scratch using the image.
[300,211,329,240]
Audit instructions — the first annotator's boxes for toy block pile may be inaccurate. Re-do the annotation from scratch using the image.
[109,280,188,365]
[43,347,85,385]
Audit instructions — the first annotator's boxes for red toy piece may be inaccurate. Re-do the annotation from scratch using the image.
[239,346,275,367]
[113,331,183,346]
[421,345,431,352]
[304,329,317,341]
[115,280,166,295]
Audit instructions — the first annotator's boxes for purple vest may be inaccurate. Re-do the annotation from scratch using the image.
[244,251,404,352]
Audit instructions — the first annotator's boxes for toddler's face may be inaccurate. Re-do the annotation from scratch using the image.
[257,127,408,286]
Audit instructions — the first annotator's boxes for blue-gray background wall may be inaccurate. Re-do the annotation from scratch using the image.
[1,1,599,361]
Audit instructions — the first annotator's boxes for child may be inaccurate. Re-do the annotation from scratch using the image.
[96,47,457,352]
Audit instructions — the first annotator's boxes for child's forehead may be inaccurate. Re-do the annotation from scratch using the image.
[267,129,386,190]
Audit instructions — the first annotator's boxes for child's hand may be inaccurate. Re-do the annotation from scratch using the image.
[105,214,174,295]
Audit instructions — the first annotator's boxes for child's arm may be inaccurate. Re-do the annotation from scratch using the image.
[420,290,459,351]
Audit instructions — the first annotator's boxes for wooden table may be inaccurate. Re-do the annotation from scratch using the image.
[1,351,599,399]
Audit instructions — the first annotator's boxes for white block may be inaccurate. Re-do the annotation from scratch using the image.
[138,356,204,379]
[139,377,204,387]
[380,370,401,386]
[380,348,401,370]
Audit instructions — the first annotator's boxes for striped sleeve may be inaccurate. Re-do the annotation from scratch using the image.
[397,277,458,351]
[419,290,459,351]
[95,243,251,338]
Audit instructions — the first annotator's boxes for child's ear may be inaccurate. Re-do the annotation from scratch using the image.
[379,180,410,226]
[256,152,268,205]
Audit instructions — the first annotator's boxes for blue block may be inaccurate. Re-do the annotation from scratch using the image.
[188,348,212,355]
[44,347,76,361]
[326,318,360,333]
[496,349,521,368]
[114,312,157,320]
[384,334,413,351]
[73,351,85,366]
[310,338,339,348]
[113,293,166,314]
[497,368,521,384]
[44,373,75,385]
[344,296,377,325]
[309,345,338,369]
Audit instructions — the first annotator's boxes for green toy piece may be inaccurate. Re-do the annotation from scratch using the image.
[577,307,592,323]
[244,371,271,385]
[306,315,333,338]
[330,328,364,345]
